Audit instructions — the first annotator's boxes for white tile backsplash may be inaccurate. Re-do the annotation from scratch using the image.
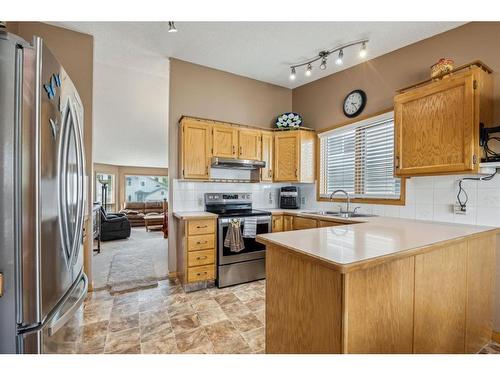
[299,174,500,227]
[172,179,288,211]
[172,173,500,227]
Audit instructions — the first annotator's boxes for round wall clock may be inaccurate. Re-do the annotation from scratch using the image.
[343,89,367,118]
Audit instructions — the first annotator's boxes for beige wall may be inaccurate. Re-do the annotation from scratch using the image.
[168,58,292,272]
[7,21,95,289]
[94,163,168,211]
[292,22,500,131]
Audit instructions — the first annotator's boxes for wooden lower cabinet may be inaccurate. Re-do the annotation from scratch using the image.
[319,220,344,228]
[413,242,467,353]
[292,216,317,230]
[175,217,217,291]
[272,214,350,232]
[265,234,496,353]
[283,215,293,231]
[272,215,283,232]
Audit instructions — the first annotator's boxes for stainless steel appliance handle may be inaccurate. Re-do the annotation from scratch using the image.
[70,100,85,265]
[47,273,87,336]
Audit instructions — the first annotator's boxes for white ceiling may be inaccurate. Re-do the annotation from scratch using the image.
[53,22,465,88]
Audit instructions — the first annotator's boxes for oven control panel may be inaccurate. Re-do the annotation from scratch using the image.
[205,192,252,204]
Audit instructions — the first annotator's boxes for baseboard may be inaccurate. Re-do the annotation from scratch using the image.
[168,271,178,279]
[493,331,500,343]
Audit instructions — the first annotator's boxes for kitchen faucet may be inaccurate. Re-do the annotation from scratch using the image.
[330,189,350,213]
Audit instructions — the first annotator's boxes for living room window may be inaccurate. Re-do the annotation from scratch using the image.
[318,111,405,205]
[125,175,168,202]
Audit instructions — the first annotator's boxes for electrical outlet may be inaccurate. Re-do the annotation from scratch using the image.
[268,192,273,204]
[454,202,467,215]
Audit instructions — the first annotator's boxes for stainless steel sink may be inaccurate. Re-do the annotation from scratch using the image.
[302,211,377,218]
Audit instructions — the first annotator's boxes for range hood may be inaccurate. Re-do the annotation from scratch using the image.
[211,157,265,170]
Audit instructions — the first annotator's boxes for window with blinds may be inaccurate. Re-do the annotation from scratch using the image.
[319,112,402,201]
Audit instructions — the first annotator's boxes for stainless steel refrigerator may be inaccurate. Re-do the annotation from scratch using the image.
[0,29,88,354]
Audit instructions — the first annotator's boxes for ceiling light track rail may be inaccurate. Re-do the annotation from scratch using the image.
[289,38,369,80]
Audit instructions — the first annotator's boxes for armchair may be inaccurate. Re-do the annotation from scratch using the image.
[100,207,131,241]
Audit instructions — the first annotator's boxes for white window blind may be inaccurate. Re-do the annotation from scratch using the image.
[319,112,401,200]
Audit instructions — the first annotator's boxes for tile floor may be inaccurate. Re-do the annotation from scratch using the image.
[47,278,265,354]
[46,277,500,354]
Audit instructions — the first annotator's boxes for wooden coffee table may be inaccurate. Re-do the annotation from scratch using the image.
[144,214,164,231]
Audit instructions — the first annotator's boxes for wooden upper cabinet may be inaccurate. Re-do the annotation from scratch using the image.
[238,129,262,160]
[180,119,212,180]
[261,131,273,181]
[274,130,315,183]
[394,64,493,177]
[213,123,238,158]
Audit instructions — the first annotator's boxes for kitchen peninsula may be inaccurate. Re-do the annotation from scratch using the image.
[256,217,498,354]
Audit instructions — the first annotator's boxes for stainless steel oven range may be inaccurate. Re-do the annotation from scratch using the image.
[204,193,271,288]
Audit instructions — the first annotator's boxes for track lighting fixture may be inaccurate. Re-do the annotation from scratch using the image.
[335,49,344,65]
[305,63,312,76]
[168,21,178,33]
[288,39,368,80]
[359,42,367,58]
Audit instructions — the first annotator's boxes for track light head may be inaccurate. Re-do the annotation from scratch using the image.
[290,67,296,81]
[305,63,312,76]
[168,21,178,33]
[335,49,344,65]
[319,57,327,70]
[359,42,367,58]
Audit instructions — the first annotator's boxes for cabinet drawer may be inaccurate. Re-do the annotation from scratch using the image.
[188,234,215,251]
[188,249,215,267]
[188,219,215,235]
[188,265,215,283]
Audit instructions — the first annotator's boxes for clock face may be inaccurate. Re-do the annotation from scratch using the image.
[343,90,366,118]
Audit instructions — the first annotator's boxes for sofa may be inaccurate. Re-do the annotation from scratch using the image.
[119,201,166,227]
[99,207,131,241]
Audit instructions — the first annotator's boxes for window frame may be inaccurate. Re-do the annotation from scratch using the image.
[316,109,406,206]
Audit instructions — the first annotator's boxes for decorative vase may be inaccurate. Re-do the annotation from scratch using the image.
[275,112,302,129]
[431,58,455,79]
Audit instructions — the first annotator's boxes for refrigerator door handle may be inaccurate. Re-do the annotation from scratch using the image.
[46,273,87,336]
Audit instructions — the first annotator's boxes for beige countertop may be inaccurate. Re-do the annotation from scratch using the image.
[173,211,218,220]
[257,215,499,273]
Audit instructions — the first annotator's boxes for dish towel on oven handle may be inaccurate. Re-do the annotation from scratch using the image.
[242,217,257,238]
[224,219,245,253]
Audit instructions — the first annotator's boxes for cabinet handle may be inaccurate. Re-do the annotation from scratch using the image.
[295,169,298,177]
[196,256,208,260]
[196,241,208,245]
[239,146,242,155]
[269,170,272,178]
[395,156,400,169]
[196,225,208,229]
[232,145,235,154]
[196,272,208,276]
